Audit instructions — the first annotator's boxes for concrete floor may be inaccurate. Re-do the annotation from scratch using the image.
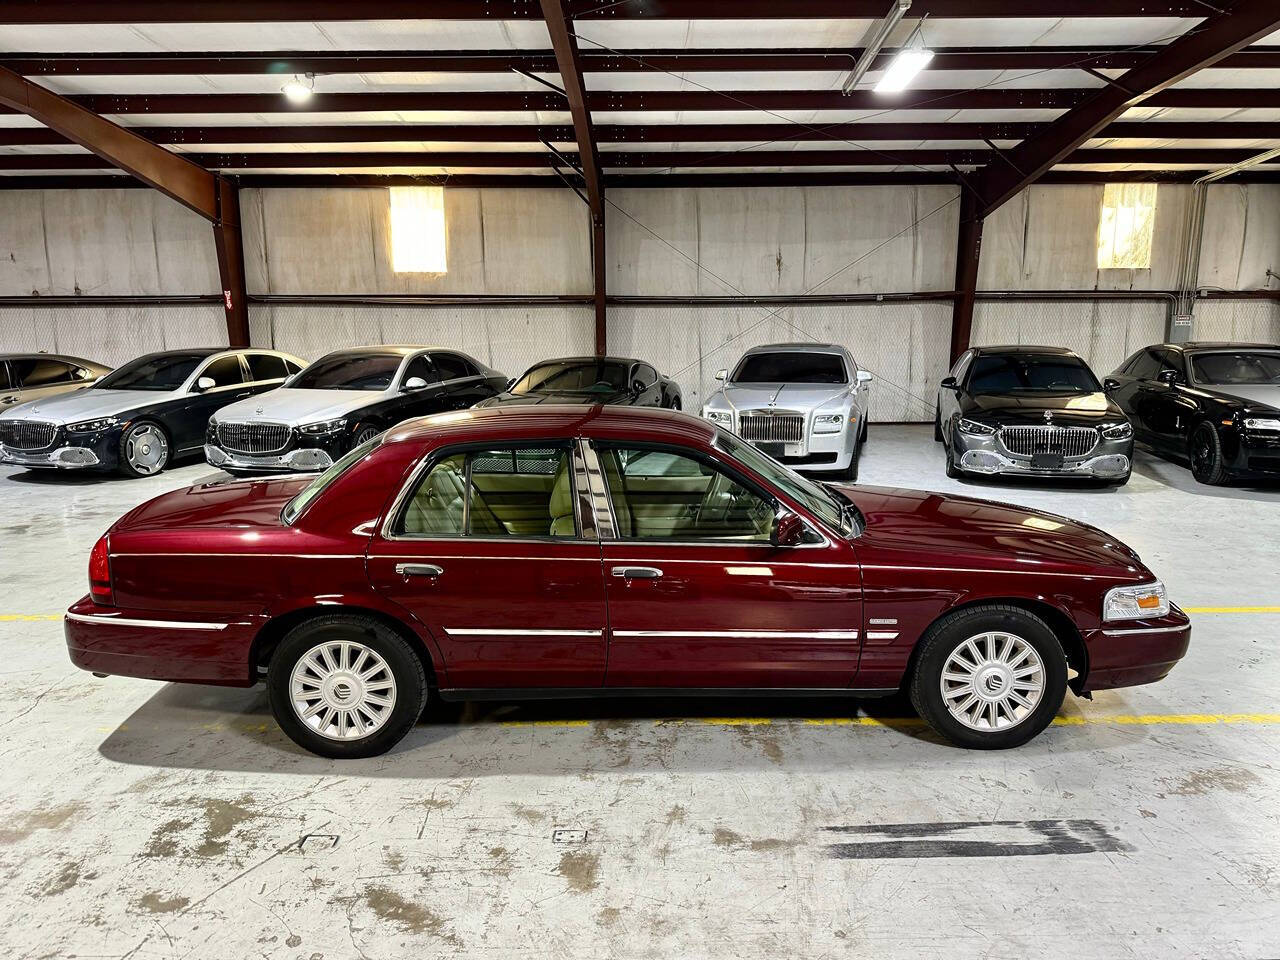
[2,425,1279,959]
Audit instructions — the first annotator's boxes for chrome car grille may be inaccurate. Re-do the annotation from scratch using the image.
[738,413,805,443]
[998,425,1098,459]
[0,420,58,450]
[217,421,292,455]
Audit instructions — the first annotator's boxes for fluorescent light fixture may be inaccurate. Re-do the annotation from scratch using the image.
[389,186,448,273]
[874,25,933,93]
[842,0,912,95]
[281,73,315,103]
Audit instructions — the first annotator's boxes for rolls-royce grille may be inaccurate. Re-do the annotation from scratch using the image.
[0,421,57,450]
[999,425,1097,459]
[217,421,292,455]
[739,414,804,444]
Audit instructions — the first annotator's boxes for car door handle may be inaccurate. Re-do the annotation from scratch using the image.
[395,563,444,578]
[611,566,663,580]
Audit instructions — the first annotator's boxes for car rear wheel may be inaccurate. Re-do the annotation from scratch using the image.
[1189,422,1228,485]
[118,420,170,477]
[909,604,1067,749]
[933,404,943,442]
[267,614,427,759]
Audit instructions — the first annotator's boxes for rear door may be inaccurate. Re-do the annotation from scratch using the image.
[1111,349,1161,442]
[432,352,493,410]
[590,441,863,689]
[1145,349,1199,451]
[8,357,86,406]
[366,440,608,689]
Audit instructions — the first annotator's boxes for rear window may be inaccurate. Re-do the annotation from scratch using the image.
[731,353,847,384]
[282,434,383,524]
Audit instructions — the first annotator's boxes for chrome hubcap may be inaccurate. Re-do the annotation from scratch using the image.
[940,631,1045,732]
[289,640,397,741]
[355,427,380,444]
[125,424,168,474]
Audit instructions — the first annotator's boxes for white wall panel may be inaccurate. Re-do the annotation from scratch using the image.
[970,300,1167,376]
[1191,299,1280,342]
[608,301,948,421]
[0,304,226,367]
[1198,184,1280,290]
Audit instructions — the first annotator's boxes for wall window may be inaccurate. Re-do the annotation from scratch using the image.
[389,186,447,273]
[1097,182,1157,269]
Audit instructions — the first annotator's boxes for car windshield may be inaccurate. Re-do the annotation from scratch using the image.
[713,431,858,537]
[967,354,1100,394]
[94,353,207,391]
[731,352,847,384]
[1190,351,1280,385]
[291,354,402,391]
[511,360,631,395]
[282,434,384,524]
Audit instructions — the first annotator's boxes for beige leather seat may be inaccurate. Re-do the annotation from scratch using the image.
[548,460,576,537]
[403,455,465,535]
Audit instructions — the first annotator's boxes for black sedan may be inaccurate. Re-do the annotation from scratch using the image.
[936,345,1134,484]
[0,348,304,477]
[1105,341,1280,485]
[476,356,683,410]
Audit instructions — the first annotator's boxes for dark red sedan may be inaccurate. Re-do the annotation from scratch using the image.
[66,406,1190,757]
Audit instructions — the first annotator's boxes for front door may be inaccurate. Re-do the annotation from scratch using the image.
[589,442,863,689]
[366,441,608,689]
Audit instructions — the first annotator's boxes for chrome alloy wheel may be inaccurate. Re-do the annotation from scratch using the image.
[354,425,381,445]
[124,423,169,474]
[940,631,1045,732]
[289,640,398,741]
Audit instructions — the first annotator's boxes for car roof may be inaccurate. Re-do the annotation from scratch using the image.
[1172,341,1280,352]
[317,345,433,359]
[743,342,848,355]
[972,344,1080,357]
[526,356,640,365]
[1,352,107,366]
[385,404,715,448]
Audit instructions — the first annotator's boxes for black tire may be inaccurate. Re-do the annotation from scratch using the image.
[909,604,1068,750]
[835,440,860,482]
[859,415,869,445]
[1189,422,1228,486]
[117,420,171,478]
[933,404,944,442]
[267,614,427,759]
[944,435,962,479]
[670,397,682,411]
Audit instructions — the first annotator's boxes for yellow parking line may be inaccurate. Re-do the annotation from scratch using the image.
[0,614,62,622]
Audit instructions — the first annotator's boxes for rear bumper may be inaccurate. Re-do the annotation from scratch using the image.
[1080,605,1191,691]
[64,595,262,687]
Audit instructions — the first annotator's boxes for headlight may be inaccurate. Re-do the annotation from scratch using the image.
[1100,422,1133,441]
[813,413,845,434]
[66,417,118,433]
[1244,417,1280,432]
[958,418,995,437]
[1103,580,1169,621]
[298,418,347,436]
[702,409,732,428]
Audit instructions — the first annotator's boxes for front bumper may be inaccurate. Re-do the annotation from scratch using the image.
[1080,605,1191,692]
[954,429,1132,479]
[205,443,333,473]
[707,409,860,473]
[0,427,119,471]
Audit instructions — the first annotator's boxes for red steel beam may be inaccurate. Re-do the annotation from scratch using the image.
[970,0,1280,217]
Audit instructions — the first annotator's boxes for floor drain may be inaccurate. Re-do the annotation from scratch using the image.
[297,834,340,854]
[552,829,588,844]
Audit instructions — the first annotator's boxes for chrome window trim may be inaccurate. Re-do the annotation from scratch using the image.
[572,439,599,540]
[578,439,618,540]
[66,611,229,631]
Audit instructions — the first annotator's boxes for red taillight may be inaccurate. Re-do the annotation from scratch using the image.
[89,534,113,605]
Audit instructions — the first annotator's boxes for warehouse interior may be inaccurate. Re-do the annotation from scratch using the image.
[1,2,1279,957]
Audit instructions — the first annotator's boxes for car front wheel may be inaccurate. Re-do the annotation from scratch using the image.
[118,420,170,477]
[1189,422,1228,485]
[909,604,1068,749]
[267,614,427,758]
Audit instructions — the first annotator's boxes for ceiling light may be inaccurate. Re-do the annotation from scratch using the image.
[281,73,315,103]
[841,0,911,95]
[874,24,933,93]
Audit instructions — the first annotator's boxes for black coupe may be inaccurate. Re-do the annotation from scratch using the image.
[1105,341,1280,485]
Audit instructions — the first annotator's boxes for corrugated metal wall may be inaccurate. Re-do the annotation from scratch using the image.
[0,303,227,367]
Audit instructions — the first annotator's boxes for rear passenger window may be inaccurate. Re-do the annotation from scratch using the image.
[13,358,78,387]
[432,354,473,381]
[199,355,246,388]
[398,446,574,538]
[1128,350,1161,380]
[246,353,288,381]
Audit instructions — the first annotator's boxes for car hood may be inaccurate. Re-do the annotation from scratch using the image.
[476,389,631,407]
[836,484,1148,577]
[114,474,312,533]
[964,391,1124,426]
[0,388,173,424]
[715,383,850,411]
[1198,383,1280,411]
[214,388,383,425]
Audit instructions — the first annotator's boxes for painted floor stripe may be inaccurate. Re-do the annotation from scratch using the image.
[0,614,63,622]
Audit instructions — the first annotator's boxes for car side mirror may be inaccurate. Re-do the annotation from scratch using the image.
[195,376,216,392]
[715,369,727,382]
[403,377,428,391]
[856,370,873,384]
[1157,369,1181,385]
[770,510,806,547]
[1102,377,1120,392]
[506,378,516,390]
[940,376,958,390]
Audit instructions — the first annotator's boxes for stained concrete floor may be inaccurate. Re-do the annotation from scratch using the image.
[1,425,1278,959]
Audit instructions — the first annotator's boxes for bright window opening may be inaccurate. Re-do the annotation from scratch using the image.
[389,186,447,273]
[1097,182,1157,270]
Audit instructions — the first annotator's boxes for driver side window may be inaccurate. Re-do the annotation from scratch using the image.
[599,445,773,542]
